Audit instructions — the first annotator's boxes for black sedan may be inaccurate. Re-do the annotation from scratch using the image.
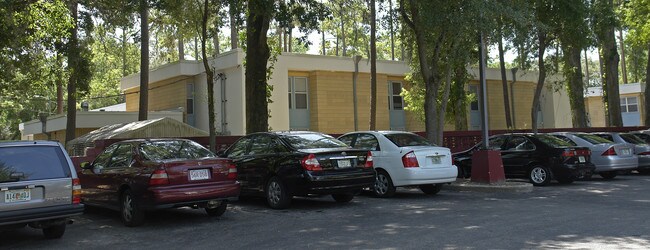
[221,131,375,209]
[453,133,596,186]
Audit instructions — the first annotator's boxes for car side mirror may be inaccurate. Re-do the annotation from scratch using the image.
[80,162,92,170]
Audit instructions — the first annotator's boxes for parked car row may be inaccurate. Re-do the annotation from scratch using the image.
[4,130,649,238]
[454,131,650,186]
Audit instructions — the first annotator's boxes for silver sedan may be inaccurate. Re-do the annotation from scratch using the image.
[592,132,650,174]
[550,132,637,179]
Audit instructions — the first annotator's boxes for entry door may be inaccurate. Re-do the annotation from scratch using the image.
[388,81,406,131]
[288,77,310,130]
[469,85,481,130]
[621,97,640,126]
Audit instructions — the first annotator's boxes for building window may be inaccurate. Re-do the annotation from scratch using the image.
[389,81,404,110]
[621,97,638,113]
[288,77,308,110]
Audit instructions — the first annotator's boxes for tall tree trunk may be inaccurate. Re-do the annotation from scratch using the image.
[321,29,325,55]
[288,26,293,52]
[565,45,588,127]
[498,28,513,129]
[245,0,271,133]
[619,29,627,84]
[65,0,79,143]
[194,37,199,60]
[584,49,589,86]
[389,0,394,61]
[532,31,547,133]
[122,26,128,76]
[230,4,238,49]
[400,0,444,145]
[179,33,185,61]
[56,50,63,114]
[201,0,216,152]
[643,42,650,126]
[341,8,346,57]
[213,29,220,57]
[369,0,377,130]
[138,0,149,121]
[599,49,610,126]
[603,18,623,127]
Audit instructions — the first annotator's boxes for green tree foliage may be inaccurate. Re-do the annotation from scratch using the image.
[0,1,72,140]
[621,0,650,125]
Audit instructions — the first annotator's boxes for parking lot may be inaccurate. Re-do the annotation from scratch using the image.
[3,174,650,249]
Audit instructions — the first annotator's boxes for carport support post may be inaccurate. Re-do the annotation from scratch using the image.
[352,55,362,131]
[471,31,506,184]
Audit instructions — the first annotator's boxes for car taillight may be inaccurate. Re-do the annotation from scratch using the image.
[227,163,237,180]
[364,151,374,168]
[301,154,322,171]
[602,147,617,156]
[402,151,419,168]
[562,150,575,157]
[149,169,169,185]
[638,152,650,155]
[72,178,81,204]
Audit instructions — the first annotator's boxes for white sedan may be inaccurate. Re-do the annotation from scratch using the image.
[338,131,457,197]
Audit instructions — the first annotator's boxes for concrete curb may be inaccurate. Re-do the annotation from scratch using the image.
[444,179,534,193]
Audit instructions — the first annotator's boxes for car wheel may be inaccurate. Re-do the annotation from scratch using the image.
[373,170,396,198]
[266,176,291,209]
[205,202,228,217]
[121,189,145,227]
[332,193,354,203]
[600,171,617,179]
[419,184,443,195]
[42,223,66,239]
[529,165,551,186]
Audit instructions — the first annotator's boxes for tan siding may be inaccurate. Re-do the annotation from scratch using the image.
[586,96,606,127]
[124,77,189,118]
[33,128,97,147]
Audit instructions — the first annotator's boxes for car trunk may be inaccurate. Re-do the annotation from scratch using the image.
[401,146,452,169]
[298,148,370,171]
[162,158,233,185]
[554,147,591,164]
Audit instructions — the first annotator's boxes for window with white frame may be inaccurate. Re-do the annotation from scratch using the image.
[620,97,638,113]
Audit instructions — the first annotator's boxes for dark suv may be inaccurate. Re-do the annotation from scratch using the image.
[0,141,84,239]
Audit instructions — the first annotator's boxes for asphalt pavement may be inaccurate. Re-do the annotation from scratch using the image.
[2,174,650,249]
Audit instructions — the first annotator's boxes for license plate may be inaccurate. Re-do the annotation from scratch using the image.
[5,189,31,203]
[337,160,351,168]
[621,149,631,155]
[431,157,442,164]
[578,156,586,163]
[189,169,210,180]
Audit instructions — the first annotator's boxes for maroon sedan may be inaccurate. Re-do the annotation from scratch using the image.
[78,139,240,227]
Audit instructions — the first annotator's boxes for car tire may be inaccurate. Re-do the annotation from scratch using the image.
[332,193,354,203]
[373,170,396,198]
[419,184,443,195]
[266,176,291,209]
[600,171,617,179]
[638,169,650,175]
[42,223,66,239]
[121,189,145,227]
[205,202,228,217]
[529,165,551,186]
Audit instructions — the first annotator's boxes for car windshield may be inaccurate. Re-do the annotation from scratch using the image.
[281,133,348,149]
[534,134,575,147]
[0,146,70,182]
[385,133,436,147]
[620,133,648,145]
[140,140,215,161]
[575,133,613,144]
